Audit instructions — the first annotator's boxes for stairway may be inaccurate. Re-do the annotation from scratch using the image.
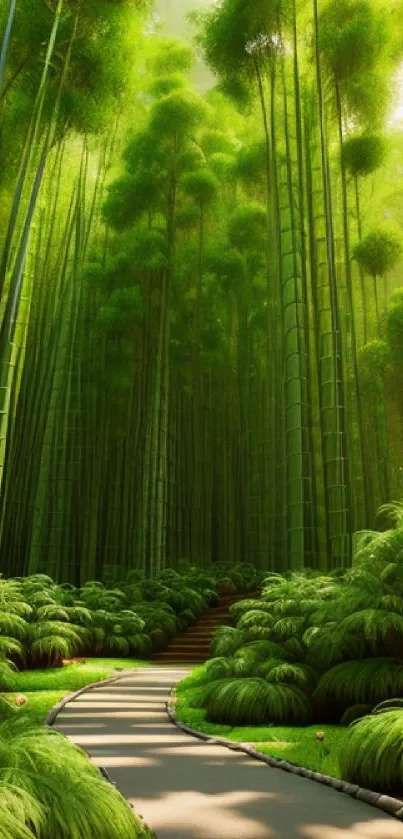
[152,593,250,665]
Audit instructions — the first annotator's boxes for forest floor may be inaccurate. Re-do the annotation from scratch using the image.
[51,666,403,839]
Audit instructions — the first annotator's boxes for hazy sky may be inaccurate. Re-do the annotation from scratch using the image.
[154,0,215,89]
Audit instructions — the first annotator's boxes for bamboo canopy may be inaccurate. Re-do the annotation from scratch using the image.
[0,0,403,582]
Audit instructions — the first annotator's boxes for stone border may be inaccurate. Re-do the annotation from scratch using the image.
[46,669,157,838]
[166,692,403,822]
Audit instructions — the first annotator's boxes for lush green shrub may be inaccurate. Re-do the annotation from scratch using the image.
[340,703,403,795]
[282,638,307,661]
[236,639,287,662]
[204,678,312,725]
[266,662,318,693]
[314,658,403,719]
[177,512,403,736]
[210,626,244,657]
[0,717,151,838]
[272,616,307,642]
[229,598,268,621]
[237,610,274,631]
[0,563,231,667]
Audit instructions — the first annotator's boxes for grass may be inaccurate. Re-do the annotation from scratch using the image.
[1,690,67,724]
[7,657,150,692]
[1,658,151,725]
[175,694,345,779]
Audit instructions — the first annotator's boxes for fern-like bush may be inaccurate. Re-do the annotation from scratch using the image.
[340,703,403,796]
[237,610,275,631]
[204,678,312,725]
[339,608,403,657]
[0,717,152,838]
[231,640,289,678]
[229,599,268,622]
[210,626,244,657]
[235,639,287,662]
[266,662,318,693]
[314,658,403,719]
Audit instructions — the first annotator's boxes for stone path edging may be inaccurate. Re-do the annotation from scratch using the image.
[166,692,403,822]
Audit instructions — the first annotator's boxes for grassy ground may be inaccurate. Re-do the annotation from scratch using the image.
[2,658,150,725]
[175,695,345,779]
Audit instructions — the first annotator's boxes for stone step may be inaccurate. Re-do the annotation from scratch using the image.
[151,592,259,664]
[153,654,206,662]
[165,644,210,655]
[194,616,231,623]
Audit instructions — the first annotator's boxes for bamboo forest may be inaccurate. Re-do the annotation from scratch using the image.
[3,0,403,837]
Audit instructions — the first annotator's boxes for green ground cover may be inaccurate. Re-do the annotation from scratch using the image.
[7,658,149,692]
[1,658,149,725]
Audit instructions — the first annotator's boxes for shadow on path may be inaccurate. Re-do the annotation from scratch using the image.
[54,668,403,839]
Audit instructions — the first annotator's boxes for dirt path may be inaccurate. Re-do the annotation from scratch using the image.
[54,668,403,839]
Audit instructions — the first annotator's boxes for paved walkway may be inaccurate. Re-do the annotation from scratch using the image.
[54,668,403,839]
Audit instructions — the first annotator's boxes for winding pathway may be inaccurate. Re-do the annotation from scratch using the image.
[54,668,403,839]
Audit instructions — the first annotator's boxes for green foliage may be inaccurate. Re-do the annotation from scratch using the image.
[7,660,147,693]
[342,133,387,177]
[234,142,267,184]
[0,696,17,722]
[102,171,163,230]
[340,704,403,795]
[0,568,220,668]
[208,152,235,183]
[353,229,402,278]
[228,204,266,253]
[318,0,390,102]
[147,37,194,75]
[236,639,287,663]
[358,340,389,392]
[150,89,209,137]
[237,609,274,631]
[149,74,187,98]
[314,658,403,713]
[182,169,219,207]
[204,678,312,726]
[233,650,279,679]
[192,0,279,81]
[0,718,150,839]
[272,616,307,642]
[229,598,268,621]
[183,515,403,733]
[200,130,237,157]
[266,662,318,693]
[211,626,244,657]
[97,287,143,334]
